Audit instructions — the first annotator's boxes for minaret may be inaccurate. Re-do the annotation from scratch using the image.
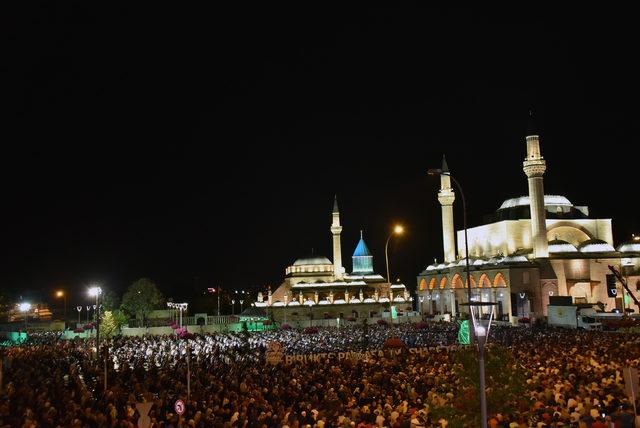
[438,155,456,263]
[523,111,549,258]
[331,195,344,280]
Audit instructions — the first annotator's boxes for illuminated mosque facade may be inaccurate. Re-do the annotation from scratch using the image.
[417,116,640,320]
[254,197,413,323]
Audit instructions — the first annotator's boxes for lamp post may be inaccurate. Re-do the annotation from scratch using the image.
[428,168,473,324]
[89,286,102,354]
[384,225,405,286]
[463,302,497,428]
[77,305,82,324]
[239,299,244,314]
[231,299,236,315]
[56,290,67,321]
[19,302,31,333]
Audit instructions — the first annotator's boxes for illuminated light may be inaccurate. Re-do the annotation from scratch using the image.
[393,225,404,235]
[475,325,487,337]
[56,290,64,297]
[19,302,31,312]
[88,286,102,297]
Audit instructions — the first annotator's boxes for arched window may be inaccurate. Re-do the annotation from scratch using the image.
[451,274,464,289]
[429,278,437,290]
[419,278,427,290]
[493,272,507,287]
[478,273,491,289]
[439,277,448,289]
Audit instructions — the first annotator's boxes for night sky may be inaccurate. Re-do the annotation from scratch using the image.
[4,5,639,305]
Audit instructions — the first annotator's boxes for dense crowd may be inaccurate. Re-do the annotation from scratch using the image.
[1,323,639,427]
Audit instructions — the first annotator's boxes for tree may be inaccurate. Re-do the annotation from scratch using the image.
[100,311,118,338]
[121,278,164,326]
[429,344,528,427]
[101,289,121,312]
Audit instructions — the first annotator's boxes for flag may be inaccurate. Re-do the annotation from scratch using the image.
[458,320,470,345]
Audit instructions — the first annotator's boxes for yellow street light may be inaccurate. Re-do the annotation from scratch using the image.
[56,290,67,320]
[385,224,405,285]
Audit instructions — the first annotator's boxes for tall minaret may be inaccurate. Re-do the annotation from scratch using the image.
[522,111,549,258]
[331,195,344,280]
[438,155,456,263]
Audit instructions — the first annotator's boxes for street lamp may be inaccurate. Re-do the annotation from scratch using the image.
[231,299,236,315]
[385,225,404,326]
[56,290,67,321]
[384,225,404,285]
[167,302,188,328]
[19,302,31,332]
[88,286,102,353]
[462,302,497,428]
[239,299,244,314]
[428,168,473,322]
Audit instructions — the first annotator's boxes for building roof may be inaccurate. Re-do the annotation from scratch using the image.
[293,256,332,266]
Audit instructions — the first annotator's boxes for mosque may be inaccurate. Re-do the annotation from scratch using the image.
[416,116,640,321]
[254,197,413,323]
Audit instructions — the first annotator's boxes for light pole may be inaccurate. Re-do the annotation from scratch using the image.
[89,286,102,354]
[19,302,31,333]
[239,299,244,314]
[56,290,67,321]
[464,302,497,428]
[385,225,404,325]
[428,168,473,323]
[384,225,405,285]
[77,305,82,324]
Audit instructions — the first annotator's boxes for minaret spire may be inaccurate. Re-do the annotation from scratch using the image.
[442,154,449,173]
[523,111,549,258]
[331,195,344,279]
[437,155,456,263]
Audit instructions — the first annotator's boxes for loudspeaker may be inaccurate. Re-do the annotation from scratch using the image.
[606,274,618,298]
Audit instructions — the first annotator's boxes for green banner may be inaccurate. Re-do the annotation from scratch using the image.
[458,320,470,345]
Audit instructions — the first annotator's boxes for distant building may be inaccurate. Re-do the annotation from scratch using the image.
[255,196,412,323]
[417,114,638,320]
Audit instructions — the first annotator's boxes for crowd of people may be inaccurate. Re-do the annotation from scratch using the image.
[1,322,639,427]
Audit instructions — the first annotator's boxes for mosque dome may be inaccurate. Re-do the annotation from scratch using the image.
[577,239,615,253]
[293,256,332,266]
[548,238,578,253]
[499,195,573,210]
[617,235,640,253]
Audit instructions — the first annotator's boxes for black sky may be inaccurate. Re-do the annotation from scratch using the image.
[3,5,639,305]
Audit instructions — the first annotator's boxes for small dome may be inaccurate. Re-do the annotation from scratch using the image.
[426,265,437,271]
[578,239,615,253]
[617,235,640,253]
[293,256,332,266]
[501,255,529,263]
[548,238,578,253]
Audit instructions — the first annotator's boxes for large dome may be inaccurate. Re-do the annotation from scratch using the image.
[618,235,640,253]
[293,256,332,266]
[499,195,573,210]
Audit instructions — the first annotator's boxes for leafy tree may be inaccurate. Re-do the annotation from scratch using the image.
[121,278,164,326]
[429,344,528,427]
[100,289,121,312]
[100,311,118,338]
